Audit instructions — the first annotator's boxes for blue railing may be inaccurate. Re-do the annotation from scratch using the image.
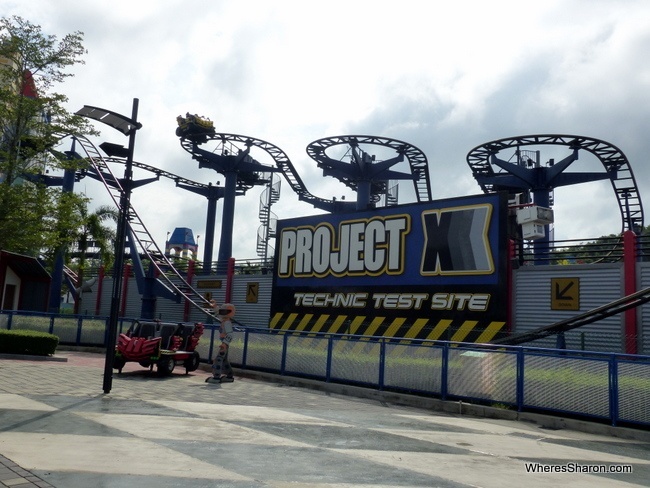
[0,310,128,346]
[225,328,650,428]
[2,310,648,428]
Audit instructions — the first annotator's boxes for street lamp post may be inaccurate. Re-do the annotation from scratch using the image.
[76,99,142,394]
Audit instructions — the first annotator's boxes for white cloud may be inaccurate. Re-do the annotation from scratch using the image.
[4,0,650,262]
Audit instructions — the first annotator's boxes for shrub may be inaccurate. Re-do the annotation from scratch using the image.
[0,329,59,356]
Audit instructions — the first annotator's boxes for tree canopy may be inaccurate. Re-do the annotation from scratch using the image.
[0,15,100,258]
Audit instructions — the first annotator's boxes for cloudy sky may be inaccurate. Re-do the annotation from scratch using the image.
[5,0,650,262]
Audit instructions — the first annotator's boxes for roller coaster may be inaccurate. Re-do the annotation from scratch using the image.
[466,134,648,347]
[466,134,644,233]
[57,132,220,321]
[178,131,432,213]
[55,122,434,324]
[53,121,649,351]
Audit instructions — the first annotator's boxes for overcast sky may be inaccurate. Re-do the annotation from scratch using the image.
[5,0,650,262]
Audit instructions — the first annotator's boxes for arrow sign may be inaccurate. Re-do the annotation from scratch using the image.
[555,281,574,300]
[247,283,259,303]
[551,278,580,310]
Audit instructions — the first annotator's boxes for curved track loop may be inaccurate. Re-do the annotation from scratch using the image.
[180,132,349,211]
[306,135,432,203]
[60,133,218,321]
[466,134,644,233]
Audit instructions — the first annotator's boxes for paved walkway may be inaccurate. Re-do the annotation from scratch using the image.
[0,352,649,488]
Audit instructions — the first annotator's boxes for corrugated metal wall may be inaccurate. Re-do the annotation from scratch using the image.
[84,262,650,353]
[513,263,624,351]
[87,273,274,329]
[639,262,650,354]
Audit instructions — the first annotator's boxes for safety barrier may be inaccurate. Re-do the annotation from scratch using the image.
[221,327,650,429]
[0,310,116,346]
[2,310,648,428]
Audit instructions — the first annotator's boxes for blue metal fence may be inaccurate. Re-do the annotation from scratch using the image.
[226,328,650,428]
[2,310,649,428]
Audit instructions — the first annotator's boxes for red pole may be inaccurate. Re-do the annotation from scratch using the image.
[507,239,515,335]
[95,266,104,316]
[225,257,235,303]
[184,260,195,322]
[623,230,637,354]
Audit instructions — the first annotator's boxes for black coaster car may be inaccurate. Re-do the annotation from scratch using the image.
[113,320,204,376]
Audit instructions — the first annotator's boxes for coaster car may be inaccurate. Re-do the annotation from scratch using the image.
[175,113,215,143]
[113,320,204,376]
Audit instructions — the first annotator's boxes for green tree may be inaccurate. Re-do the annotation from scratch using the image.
[72,203,117,275]
[67,202,117,313]
[0,15,97,255]
[549,227,650,265]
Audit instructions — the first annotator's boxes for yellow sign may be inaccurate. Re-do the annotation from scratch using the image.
[551,278,580,310]
[196,279,222,289]
[246,283,259,303]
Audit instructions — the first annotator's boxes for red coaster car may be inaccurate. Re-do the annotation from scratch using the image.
[113,320,204,376]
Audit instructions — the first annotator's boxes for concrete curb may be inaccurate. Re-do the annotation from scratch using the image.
[0,353,67,362]
[57,345,106,354]
[0,345,105,362]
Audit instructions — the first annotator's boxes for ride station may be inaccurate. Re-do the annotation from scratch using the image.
[36,111,649,355]
[5,104,650,427]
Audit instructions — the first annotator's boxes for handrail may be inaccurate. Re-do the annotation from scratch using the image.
[494,284,650,345]
[57,133,220,321]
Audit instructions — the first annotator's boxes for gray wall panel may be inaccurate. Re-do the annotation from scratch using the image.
[513,264,624,351]
[81,261,649,353]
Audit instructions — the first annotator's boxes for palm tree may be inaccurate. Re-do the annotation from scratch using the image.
[71,203,117,313]
[75,204,117,268]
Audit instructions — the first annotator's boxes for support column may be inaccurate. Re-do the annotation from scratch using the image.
[217,171,238,273]
[623,230,637,354]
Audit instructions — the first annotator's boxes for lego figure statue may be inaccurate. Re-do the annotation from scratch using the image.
[206,300,236,383]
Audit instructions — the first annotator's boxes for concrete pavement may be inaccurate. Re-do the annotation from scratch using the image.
[1,351,649,487]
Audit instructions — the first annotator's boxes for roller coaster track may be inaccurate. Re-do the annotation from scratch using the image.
[466,134,644,233]
[493,285,650,346]
[306,135,432,203]
[106,157,210,190]
[61,133,218,320]
[180,132,351,212]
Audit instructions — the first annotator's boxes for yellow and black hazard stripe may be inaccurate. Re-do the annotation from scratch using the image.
[270,313,507,343]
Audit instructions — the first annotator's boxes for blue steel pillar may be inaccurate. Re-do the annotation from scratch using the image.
[25,148,79,313]
[218,170,238,272]
[204,191,218,273]
[48,168,76,312]
[186,142,278,275]
[174,182,226,274]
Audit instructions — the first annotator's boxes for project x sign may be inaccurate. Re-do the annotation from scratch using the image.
[270,193,509,342]
[278,216,408,277]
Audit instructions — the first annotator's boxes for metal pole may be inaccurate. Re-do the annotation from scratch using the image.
[103,98,139,394]
[203,192,217,274]
[216,170,237,273]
